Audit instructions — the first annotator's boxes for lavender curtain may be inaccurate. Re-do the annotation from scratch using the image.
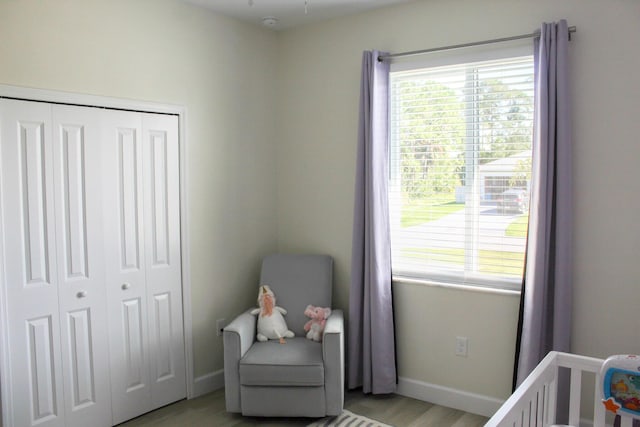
[348,50,397,394]
[514,19,573,387]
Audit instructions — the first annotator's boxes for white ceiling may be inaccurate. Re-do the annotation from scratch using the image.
[182,0,415,30]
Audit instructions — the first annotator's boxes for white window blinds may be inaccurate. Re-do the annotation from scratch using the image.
[389,56,534,290]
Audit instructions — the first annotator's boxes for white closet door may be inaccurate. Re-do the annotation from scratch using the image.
[0,100,113,427]
[103,110,185,423]
[102,109,153,425]
[1,100,186,427]
[142,113,186,408]
[51,105,112,427]
[0,99,64,427]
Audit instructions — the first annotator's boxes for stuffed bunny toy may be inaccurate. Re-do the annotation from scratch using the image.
[251,285,294,343]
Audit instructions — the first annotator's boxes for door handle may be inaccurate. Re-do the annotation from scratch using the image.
[121,283,131,290]
[76,290,87,298]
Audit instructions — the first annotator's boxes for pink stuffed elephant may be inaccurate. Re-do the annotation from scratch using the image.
[303,305,332,342]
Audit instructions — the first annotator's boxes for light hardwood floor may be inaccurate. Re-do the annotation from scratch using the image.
[119,389,489,426]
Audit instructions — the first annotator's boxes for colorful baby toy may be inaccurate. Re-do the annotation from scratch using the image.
[601,354,640,420]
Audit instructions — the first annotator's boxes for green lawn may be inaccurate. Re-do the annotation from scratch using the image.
[399,197,529,277]
[401,198,464,227]
[402,247,525,277]
[401,197,529,240]
[505,215,529,238]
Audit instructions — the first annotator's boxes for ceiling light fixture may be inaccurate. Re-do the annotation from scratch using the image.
[251,1,311,28]
[261,16,278,27]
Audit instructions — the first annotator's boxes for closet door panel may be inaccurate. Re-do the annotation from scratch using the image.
[121,297,145,389]
[52,105,111,427]
[142,114,186,408]
[119,128,142,270]
[26,316,58,422]
[0,100,65,427]
[102,109,152,425]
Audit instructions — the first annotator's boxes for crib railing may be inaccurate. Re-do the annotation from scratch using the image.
[485,351,635,427]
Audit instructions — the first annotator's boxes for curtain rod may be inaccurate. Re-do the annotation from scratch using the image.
[378,26,576,62]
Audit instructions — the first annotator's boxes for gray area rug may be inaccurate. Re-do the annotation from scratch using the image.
[307,409,393,427]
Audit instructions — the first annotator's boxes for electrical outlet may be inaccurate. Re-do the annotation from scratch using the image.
[216,318,226,337]
[455,336,468,357]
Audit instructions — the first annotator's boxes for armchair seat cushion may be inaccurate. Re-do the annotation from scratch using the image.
[239,338,324,387]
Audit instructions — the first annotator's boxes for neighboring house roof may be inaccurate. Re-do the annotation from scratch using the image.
[479,150,531,176]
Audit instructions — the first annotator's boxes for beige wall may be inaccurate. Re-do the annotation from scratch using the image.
[1,0,639,408]
[276,0,640,400]
[0,0,280,378]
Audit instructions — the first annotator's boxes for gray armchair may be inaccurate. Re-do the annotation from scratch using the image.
[223,254,344,417]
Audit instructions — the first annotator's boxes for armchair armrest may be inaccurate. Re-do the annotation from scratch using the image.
[323,309,344,336]
[224,309,256,356]
[322,309,344,416]
[223,309,256,413]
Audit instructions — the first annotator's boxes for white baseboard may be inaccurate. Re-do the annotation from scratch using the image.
[192,369,225,398]
[396,376,504,418]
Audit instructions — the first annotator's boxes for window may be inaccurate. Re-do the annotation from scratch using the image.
[389,53,534,291]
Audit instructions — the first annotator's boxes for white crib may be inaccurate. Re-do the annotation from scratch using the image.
[485,351,638,427]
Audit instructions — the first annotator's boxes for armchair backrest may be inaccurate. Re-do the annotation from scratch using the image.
[259,254,333,337]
